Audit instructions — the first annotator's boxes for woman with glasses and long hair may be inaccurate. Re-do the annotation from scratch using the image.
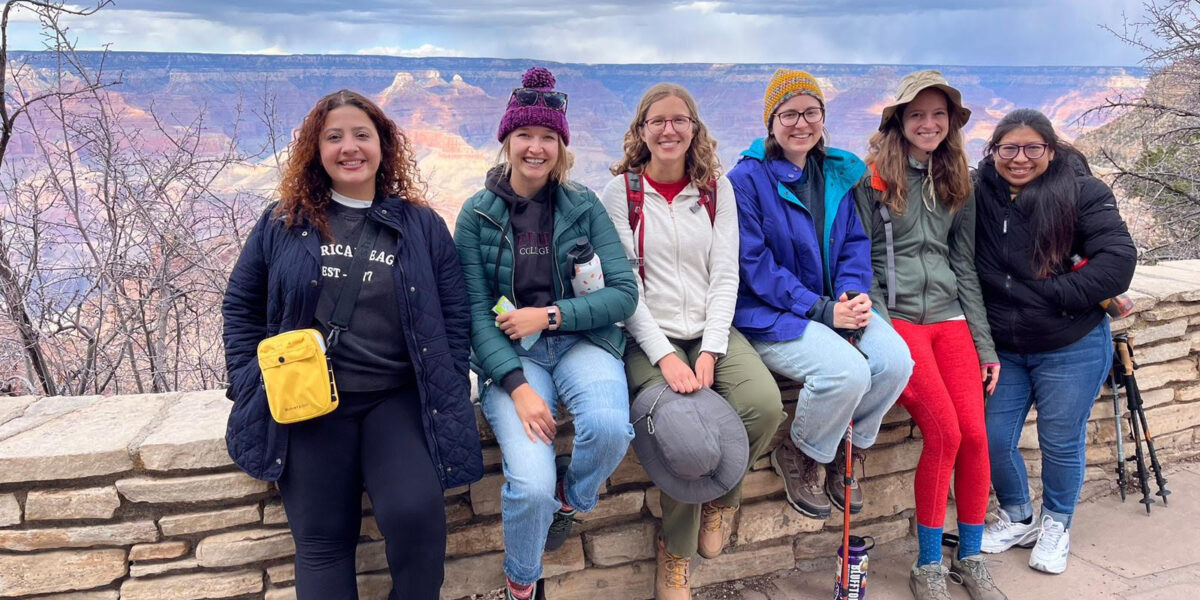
[856,71,1005,600]
[600,83,784,600]
[729,69,913,522]
[973,108,1135,575]
[222,90,482,598]
[453,66,638,600]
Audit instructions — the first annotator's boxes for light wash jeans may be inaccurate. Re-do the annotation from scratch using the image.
[986,319,1112,528]
[480,334,634,585]
[752,318,913,463]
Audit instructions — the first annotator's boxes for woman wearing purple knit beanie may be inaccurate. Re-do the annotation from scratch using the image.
[453,66,638,599]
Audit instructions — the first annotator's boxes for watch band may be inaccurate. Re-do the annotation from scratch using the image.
[547,306,560,330]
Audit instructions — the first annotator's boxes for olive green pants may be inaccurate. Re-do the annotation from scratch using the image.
[624,328,785,558]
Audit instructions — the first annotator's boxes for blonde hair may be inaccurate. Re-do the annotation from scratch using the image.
[609,83,721,190]
[497,131,574,184]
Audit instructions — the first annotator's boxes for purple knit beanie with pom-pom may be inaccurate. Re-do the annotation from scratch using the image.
[497,66,570,146]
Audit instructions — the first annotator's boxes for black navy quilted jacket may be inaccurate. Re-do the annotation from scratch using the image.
[221,197,483,487]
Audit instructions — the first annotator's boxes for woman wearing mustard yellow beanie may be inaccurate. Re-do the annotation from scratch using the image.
[728,68,914,521]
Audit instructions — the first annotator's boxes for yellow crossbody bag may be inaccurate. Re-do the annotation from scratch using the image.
[257,329,339,424]
[255,218,380,424]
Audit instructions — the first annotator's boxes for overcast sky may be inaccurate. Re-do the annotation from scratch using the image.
[9,1,1151,66]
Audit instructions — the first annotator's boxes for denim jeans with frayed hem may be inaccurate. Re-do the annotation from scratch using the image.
[986,319,1112,529]
[480,334,633,586]
[752,317,913,463]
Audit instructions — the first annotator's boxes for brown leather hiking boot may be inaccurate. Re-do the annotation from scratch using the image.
[697,502,737,559]
[770,438,831,519]
[825,444,864,514]
[656,537,691,600]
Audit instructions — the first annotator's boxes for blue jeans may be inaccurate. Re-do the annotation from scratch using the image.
[480,334,634,585]
[752,318,913,462]
[986,319,1112,528]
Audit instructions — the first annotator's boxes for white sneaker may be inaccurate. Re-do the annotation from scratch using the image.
[1028,515,1070,574]
[980,511,1039,553]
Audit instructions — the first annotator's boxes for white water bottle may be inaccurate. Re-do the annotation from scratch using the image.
[569,237,605,297]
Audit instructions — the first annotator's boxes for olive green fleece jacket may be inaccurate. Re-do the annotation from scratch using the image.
[853,160,998,365]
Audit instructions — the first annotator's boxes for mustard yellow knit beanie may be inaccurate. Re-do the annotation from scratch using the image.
[762,68,825,127]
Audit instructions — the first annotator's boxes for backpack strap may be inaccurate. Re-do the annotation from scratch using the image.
[695,184,717,225]
[868,164,897,310]
[625,174,717,284]
[625,172,646,282]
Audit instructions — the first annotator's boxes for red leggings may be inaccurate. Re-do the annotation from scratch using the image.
[893,319,990,527]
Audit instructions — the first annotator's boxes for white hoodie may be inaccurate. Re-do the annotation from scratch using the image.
[599,173,739,364]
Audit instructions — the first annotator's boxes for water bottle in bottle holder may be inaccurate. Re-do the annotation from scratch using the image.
[834,535,873,600]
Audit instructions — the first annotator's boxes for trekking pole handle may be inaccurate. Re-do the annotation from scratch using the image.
[1116,338,1135,376]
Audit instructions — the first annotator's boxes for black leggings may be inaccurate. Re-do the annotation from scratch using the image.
[278,387,445,599]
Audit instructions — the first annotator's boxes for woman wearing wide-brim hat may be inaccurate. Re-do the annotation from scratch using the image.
[855,70,1005,600]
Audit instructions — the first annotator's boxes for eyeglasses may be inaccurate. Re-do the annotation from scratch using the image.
[642,116,695,134]
[773,107,824,127]
[510,88,568,112]
[995,143,1050,160]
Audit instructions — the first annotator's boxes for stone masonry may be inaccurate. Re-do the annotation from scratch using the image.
[3,262,1200,599]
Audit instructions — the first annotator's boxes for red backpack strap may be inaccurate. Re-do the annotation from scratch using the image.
[625,172,646,282]
[697,183,717,226]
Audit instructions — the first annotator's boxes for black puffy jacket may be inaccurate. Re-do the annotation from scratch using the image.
[222,197,483,487]
[973,157,1136,353]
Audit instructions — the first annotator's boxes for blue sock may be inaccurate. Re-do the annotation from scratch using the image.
[957,522,985,559]
[917,524,944,566]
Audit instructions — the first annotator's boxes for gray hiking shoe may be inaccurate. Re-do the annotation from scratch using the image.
[909,562,958,600]
[950,554,1008,600]
[770,439,831,519]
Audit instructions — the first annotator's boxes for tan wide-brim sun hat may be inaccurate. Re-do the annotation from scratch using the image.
[878,70,971,131]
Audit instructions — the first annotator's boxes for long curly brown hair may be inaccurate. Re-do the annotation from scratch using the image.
[865,89,970,215]
[275,89,427,239]
[609,83,721,190]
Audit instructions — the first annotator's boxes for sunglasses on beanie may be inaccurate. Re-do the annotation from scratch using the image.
[510,88,568,112]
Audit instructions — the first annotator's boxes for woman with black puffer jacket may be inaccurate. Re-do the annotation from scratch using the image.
[972,108,1135,576]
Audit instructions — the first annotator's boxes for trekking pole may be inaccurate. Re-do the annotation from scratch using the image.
[1107,341,1128,502]
[839,423,854,600]
[837,290,863,600]
[1113,334,1157,514]
[1115,335,1171,507]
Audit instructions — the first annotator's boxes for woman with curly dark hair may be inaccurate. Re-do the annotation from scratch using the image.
[222,89,482,599]
[601,83,783,599]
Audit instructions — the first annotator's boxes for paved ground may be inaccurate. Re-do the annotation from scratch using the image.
[697,463,1199,600]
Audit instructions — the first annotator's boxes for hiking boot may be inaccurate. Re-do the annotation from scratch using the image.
[909,561,957,600]
[1028,515,1070,574]
[656,536,692,600]
[697,502,737,559]
[950,554,1008,600]
[825,444,864,514]
[770,439,831,519]
[980,511,1038,554]
[545,455,577,552]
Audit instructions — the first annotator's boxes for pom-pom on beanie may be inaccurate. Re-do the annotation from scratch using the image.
[497,66,570,146]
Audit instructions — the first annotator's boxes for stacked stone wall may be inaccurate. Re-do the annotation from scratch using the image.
[4,262,1200,599]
